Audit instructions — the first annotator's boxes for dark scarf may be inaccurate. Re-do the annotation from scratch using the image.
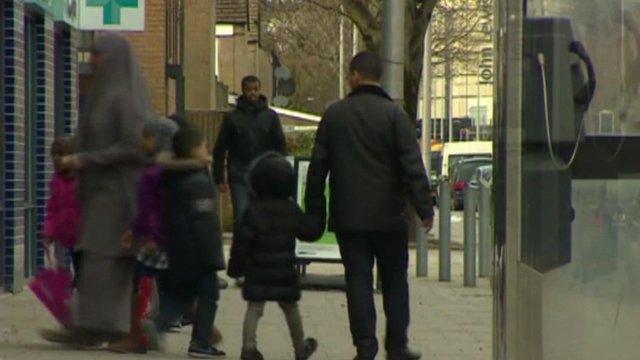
[237,95,269,114]
[347,84,393,101]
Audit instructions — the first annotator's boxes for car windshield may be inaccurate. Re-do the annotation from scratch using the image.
[454,161,492,182]
[448,154,491,177]
[449,154,490,167]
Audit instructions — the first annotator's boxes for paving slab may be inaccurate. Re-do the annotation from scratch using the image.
[0,248,491,360]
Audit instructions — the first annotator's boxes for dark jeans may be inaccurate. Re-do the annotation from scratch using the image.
[155,274,220,347]
[337,231,410,359]
[71,251,83,288]
[230,182,250,224]
[230,182,250,279]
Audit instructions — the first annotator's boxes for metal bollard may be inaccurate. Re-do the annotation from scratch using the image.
[478,183,491,278]
[416,215,428,277]
[438,179,451,282]
[463,184,478,287]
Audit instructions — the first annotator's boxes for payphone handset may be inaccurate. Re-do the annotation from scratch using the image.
[521,17,596,273]
[528,18,597,169]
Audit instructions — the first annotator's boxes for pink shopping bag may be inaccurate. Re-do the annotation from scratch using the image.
[28,245,74,327]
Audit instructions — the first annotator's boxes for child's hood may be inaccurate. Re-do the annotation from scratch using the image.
[246,152,295,199]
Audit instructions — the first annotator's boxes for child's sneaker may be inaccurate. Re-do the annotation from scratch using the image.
[240,349,265,360]
[295,338,318,360]
[188,344,226,358]
[218,276,229,290]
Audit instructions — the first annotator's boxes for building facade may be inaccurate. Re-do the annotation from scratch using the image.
[1,0,79,293]
[91,0,225,116]
[216,0,273,99]
[425,0,495,142]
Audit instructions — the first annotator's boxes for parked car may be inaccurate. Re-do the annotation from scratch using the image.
[470,164,493,188]
[450,158,492,210]
[440,141,492,178]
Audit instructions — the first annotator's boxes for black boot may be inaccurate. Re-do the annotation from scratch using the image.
[240,349,265,360]
[387,347,422,360]
[295,338,318,360]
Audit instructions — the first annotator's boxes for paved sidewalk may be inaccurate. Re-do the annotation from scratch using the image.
[0,248,491,360]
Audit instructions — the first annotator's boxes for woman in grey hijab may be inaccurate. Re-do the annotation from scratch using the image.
[41,32,150,343]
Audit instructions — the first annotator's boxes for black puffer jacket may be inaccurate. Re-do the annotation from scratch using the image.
[213,95,286,184]
[163,168,226,299]
[227,153,323,302]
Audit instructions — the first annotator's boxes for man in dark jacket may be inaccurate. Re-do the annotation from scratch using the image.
[152,128,226,358]
[305,52,434,360]
[213,75,287,252]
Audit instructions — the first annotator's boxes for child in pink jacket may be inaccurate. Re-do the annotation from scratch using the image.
[44,136,82,278]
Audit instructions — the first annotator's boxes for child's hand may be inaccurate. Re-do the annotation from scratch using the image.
[59,154,83,170]
[42,240,57,268]
[121,230,134,250]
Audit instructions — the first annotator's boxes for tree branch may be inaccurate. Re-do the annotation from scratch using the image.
[307,0,381,51]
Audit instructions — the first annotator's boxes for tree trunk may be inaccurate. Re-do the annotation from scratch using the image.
[404,22,427,123]
[342,1,434,122]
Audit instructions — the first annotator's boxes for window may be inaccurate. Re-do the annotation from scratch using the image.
[23,14,38,277]
[469,105,488,126]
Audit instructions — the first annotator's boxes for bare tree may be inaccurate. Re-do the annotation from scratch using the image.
[262,0,482,121]
[262,1,345,113]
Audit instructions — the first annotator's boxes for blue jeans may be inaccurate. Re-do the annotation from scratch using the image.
[155,274,220,347]
[230,182,250,224]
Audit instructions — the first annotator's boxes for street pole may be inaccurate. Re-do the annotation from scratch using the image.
[422,24,432,178]
[339,6,345,99]
[381,0,405,102]
[381,0,429,277]
[418,29,430,278]
[477,73,482,140]
[448,67,454,142]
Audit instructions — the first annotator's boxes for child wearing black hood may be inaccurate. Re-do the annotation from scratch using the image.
[228,152,323,360]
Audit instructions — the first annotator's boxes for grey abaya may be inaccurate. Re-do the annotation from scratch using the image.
[74,33,150,334]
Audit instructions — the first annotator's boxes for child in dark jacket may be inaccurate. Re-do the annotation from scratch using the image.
[148,127,226,359]
[227,152,323,360]
[44,136,82,277]
[108,117,177,353]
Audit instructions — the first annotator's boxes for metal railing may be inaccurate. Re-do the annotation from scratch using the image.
[438,179,452,281]
[463,184,478,287]
[435,178,492,287]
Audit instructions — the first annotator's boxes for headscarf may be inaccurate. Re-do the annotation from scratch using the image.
[80,32,153,143]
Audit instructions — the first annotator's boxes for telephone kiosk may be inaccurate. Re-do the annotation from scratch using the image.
[521,17,640,274]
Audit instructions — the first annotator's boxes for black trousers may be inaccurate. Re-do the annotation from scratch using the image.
[71,251,83,288]
[337,231,410,359]
[156,274,220,347]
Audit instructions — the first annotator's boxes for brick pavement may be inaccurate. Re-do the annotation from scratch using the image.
[0,247,491,360]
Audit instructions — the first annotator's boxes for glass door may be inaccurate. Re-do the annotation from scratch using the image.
[496,0,640,359]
